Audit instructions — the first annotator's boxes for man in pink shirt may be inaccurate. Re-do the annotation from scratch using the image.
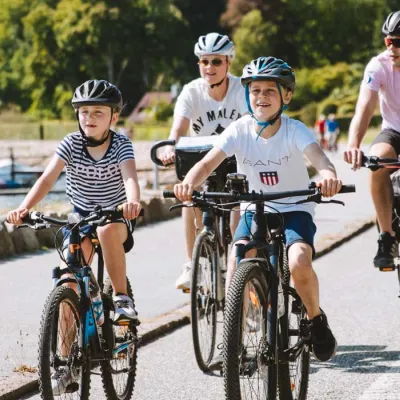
[344,10,400,269]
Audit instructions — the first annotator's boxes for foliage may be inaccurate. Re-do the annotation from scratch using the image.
[0,0,396,120]
[154,101,174,122]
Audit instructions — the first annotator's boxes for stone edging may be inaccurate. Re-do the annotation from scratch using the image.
[0,217,376,399]
[0,197,180,260]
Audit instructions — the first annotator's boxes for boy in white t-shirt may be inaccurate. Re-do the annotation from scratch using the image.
[160,33,247,291]
[174,56,343,362]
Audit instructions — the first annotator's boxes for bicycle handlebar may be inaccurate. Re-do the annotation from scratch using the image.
[150,139,176,167]
[361,155,400,171]
[20,206,144,228]
[163,183,355,202]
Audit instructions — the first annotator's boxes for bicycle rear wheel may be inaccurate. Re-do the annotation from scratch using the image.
[278,253,310,400]
[191,231,218,372]
[223,260,277,400]
[38,285,91,400]
[101,277,138,400]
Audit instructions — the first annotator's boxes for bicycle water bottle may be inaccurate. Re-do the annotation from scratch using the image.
[278,280,285,319]
[89,275,105,326]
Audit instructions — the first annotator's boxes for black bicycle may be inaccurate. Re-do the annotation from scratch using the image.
[165,175,355,400]
[361,155,400,276]
[151,139,235,373]
[20,206,143,400]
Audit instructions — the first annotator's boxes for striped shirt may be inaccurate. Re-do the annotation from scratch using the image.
[56,131,135,211]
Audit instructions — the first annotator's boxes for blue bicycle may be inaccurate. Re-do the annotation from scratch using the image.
[21,206,142,400]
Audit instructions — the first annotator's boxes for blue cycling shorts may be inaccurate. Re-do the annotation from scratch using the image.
[233,211,316,255]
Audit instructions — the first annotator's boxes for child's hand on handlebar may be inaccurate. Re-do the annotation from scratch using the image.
[160,145,175,166]
[316,178,342,197]
[121,201,142,220]
[6,207,29,225]
[174,183,194,202]
[344,147,364,170]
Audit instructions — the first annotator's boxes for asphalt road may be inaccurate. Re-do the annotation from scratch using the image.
[0,217,189,378]
[22,227,400,400]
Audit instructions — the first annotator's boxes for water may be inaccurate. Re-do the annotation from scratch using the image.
[0,176,68,214]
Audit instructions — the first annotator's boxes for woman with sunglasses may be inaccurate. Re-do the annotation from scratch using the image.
[344,10,400,269]
[160,32,247,291]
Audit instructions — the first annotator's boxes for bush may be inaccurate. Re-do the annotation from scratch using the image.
[299,102,318,127]
[154,101,174,122]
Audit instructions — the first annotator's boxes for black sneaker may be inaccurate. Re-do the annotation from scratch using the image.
[309,310,337,362]
[373,232,398,269]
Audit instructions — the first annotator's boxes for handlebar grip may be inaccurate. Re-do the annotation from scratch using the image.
[339,184,355,194]
[150,139,176,167]
[163,190,176,198]
[20,214,35,224]
[115,206,145,217]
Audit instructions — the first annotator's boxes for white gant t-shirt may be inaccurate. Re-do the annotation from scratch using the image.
[174,74,247,136]
[215,114,318,216]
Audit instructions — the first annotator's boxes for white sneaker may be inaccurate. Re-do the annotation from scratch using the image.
[113,294,138,323]
[51,366,79,396]
[175,262,192,291]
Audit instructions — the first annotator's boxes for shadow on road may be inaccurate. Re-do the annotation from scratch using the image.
[310,345,400,374]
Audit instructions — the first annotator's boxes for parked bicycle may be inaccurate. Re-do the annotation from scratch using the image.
[151,138,235,373]
[165,175,355,400]
[19,206,143,400]
[361,155,400,279]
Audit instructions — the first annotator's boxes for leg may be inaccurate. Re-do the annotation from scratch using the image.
[97,222,138,321]
[369,141,399,268]
[287,242,319,319]
[229,207,240,237]
[97,222,128,294]
[369,142,396,235]
[183,206,203,260]
[60,237,94,355]
[176,207,203,290]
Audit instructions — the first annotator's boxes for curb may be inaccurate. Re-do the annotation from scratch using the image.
[0,219,375,399]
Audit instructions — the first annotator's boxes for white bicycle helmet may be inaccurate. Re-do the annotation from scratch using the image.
[194,33,235,60]
[382,11,400,36]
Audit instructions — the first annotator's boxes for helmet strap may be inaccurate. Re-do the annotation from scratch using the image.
[76,110,113,148]
[209,58,229,89]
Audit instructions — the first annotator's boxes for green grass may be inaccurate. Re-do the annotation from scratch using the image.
[340,126,381,145]
[0,118,380,144]
[0,120,171,141]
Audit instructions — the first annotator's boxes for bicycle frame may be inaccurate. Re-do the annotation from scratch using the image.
[51,215,108,361]
[235,201,282,364]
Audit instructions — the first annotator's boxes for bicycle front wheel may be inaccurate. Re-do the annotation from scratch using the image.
[278,255,310,400]
[191,231,218,372]
[101,277,137,400]
[223,260,277,400]
[38,285,91,400]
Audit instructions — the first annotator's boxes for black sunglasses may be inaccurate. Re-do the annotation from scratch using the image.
[198,58,224,67]
[385,37,400,48]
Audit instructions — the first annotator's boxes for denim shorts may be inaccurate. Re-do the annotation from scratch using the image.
[61,207,136,253]
[233,211,316,254]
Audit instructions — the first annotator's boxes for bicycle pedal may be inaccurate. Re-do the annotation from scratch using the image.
[379,266,396,272]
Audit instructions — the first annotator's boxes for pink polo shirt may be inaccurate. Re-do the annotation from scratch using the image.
[361,50,400,132]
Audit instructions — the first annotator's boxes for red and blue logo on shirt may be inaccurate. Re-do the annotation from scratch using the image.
[260,171,279,186]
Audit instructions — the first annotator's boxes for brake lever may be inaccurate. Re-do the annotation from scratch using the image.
[321,199,345,206]
[169,204,188,211]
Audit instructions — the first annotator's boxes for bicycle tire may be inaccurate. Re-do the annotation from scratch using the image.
[191,231,218,372]
[38,285,91,400]
[101,277,137,400]
[223,260,277,400]
[278,251,310,400]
